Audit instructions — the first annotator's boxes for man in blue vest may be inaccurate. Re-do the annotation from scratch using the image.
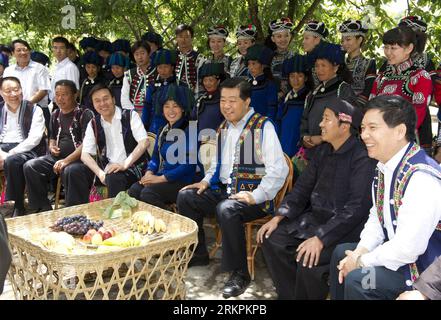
[0,76,46,217]
[78,83,148,199]
[177,77,288,298]
[330,95,441,300]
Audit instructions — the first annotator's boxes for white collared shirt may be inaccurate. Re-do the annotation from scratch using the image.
[50,57,80,99]
[359,143,441,271]
[82,107,147,166]
[203,108,288,204]
[121,71,134,110]
[3,61,51,108]
[0,102,45,156]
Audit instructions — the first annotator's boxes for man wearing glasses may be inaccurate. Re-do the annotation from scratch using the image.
[0,77,46,217]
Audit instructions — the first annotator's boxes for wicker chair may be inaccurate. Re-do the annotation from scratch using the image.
[209,153,294,280]
[0,170,5,205]
[147,132,156,158]
[245,154,294,279]
[54,176,109,209]
[198,139,217,173]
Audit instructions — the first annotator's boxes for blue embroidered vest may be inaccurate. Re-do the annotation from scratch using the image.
[209,112,275,214]
[373,143,441,288]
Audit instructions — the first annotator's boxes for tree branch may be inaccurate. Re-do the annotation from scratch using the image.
[247,0,264,42]
[153,3,166,34]
[189,1,215,29]
[287,0,299,21]
[293,0,323,34]
[122,15,140,40]
[138,3,155,34]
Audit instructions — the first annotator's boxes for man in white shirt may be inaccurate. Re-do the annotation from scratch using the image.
[3,40,51,109]
[0,77,46,217]
[177,78,289,298]
[50,37,80,100]
[330,95,441,300]
[79,83,148,199]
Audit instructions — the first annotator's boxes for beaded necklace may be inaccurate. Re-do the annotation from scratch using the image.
[55,107,81,148]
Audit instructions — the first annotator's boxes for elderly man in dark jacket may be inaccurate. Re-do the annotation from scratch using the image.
[257,97,376,300]
[0,215,11,294]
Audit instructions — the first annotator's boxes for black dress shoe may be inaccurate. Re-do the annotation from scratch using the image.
[188,254,209,267]
[12,208,26,217]
[222,270,251,298]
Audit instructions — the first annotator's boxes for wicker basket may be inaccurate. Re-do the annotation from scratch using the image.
[6,199,198,300]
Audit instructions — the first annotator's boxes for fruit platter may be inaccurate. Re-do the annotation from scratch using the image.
[5,197,198,300]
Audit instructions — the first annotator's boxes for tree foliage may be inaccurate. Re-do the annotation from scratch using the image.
[0,0,440,65]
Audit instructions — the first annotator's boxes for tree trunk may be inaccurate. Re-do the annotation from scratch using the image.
[247,0,264,43]
[293,0,323,34]
[287,0,299,21]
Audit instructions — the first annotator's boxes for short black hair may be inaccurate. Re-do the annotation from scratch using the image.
[89,82,114,100]
[11,39,31,51]
[0,44,12,54]
[52,36,70,47]
[55,80,77,95]
[131,40,151,55]
[364,95,416,142]
[0,76,22,89]
[383,26,426,55]
[220,77,251,101]
[175,24,194,38]
[66,42,78,52]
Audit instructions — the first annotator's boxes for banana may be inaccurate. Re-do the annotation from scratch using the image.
[130,211,168,235]
[40,232,76,253]
[154,218,162,233]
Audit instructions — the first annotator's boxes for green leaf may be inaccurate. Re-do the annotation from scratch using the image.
[121,204,130,211]
[126,196,138,208]
[113,191,127,206]
[103,206,114,219]
[111,208,123,219]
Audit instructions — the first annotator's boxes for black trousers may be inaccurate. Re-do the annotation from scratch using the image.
[57,162,95,206]
[23,156,94,209]
[1,143,37,210]
[329,243,407,300]
[176,187,267,274]
[261,219,335,300]
[64,163,139,203]
[104,169,139,198]
[128,180,187,209]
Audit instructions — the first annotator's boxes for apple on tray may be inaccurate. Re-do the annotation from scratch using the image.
[82,229,97,244]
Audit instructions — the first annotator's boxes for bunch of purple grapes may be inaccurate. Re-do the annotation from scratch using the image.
[50,215,104,236]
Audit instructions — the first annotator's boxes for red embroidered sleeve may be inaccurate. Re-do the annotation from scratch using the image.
[434,67,441,106]
[369,74,381,100]
[409,70,433,129]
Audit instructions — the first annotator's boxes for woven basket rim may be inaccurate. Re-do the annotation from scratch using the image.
[6,199,198,265]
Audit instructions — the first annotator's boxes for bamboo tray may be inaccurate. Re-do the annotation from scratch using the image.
[6,199,198,300]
